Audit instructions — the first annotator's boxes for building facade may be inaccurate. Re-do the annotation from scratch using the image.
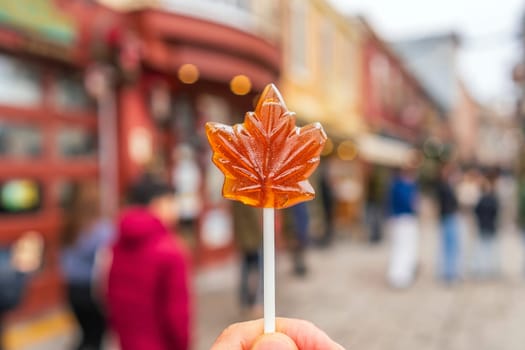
[0,0,281,320]
[394,33,479,164]
[280,0,366,235]
[119,0,281,264]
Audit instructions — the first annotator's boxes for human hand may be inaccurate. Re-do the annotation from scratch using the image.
[211,317,345,350]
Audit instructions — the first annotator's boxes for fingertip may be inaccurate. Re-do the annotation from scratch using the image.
[251,332,298,350]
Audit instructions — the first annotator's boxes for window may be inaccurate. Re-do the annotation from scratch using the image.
[0,179,42,214]
[321,19,334,78]
[0,54,43,107]
[290,0,307,73]
[0,121,43,158]
[57,127,97,158]
[53,74,95,112]
[342,42,356,98]
[370,54,390,105]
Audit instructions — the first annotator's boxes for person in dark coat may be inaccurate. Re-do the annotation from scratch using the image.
[473,175,500,278]
[107,177,191,350]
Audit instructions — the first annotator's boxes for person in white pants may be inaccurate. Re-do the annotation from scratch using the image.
[386,168,419,289]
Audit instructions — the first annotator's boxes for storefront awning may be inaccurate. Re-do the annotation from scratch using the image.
[357,134,415,167]
[0,0,76,45]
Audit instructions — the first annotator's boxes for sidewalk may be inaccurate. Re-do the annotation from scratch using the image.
[3,309,74,350]
[6,219,525,350]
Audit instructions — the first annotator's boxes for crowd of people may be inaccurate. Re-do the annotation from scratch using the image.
[384,162,520,289]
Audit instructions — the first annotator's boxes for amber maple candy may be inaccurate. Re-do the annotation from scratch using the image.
[205,84,327,209]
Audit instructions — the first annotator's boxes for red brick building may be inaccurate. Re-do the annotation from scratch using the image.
[359,18,443,149]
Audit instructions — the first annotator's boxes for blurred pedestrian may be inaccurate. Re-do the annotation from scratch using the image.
[473,175,500,278]
[436,163,461,283]
[232,201,262,318]
[283,202,310,277]
[366,166,388,244]
[455,168,481,274]
[60,181,114,350]
[386,167,419,288]
[107,175,191,350]
[316,159,335,247]
[495,168,517,234]
[0,232,43,350]
[518,178,525,275]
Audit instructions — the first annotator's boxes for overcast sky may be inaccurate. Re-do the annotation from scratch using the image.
[329,0,524,106]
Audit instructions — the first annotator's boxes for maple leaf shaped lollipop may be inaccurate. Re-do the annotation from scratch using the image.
[205,84,327,209]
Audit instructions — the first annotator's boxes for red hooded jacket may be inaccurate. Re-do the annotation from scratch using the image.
[107,208,191,350]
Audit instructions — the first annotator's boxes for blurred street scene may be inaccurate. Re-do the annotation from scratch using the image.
[1,0,525,349]
[6,200,525,350]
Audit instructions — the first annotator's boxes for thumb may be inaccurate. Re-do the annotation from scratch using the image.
[251,332,298,350]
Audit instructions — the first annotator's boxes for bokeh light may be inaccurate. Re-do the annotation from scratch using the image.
[178,64,199,84]
[230,75,252,95]
[337,140,357,161]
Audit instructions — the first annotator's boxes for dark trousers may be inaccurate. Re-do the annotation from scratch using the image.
[240,252,261,307]
[67,284,105,350]
[367,203,384,243]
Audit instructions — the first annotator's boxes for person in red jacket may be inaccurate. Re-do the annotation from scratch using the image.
[107,175,191,350]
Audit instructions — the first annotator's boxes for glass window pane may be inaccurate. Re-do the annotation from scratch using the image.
[0,55,43,107]
[290,0,307,71]
[57,127,97,158]
[53,74,95,112]
[0,121,43,158]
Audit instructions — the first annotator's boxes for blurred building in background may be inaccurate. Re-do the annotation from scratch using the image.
[280,0,365,235]
[0,0,116,320]
[393,34,480,164]
[279,2,444,237]
[395,33,521,171]
[355,18,444,232]
[0,0,281,323]
[358,18,443,158]
[476,106,520,169]
[2,0,517,340]
[110,0,281,265]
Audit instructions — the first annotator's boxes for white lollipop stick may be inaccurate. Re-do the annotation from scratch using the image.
[263,207,276,333]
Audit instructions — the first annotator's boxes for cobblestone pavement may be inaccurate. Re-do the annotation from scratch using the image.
[9,218,525,350]
[195,226,525,350]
